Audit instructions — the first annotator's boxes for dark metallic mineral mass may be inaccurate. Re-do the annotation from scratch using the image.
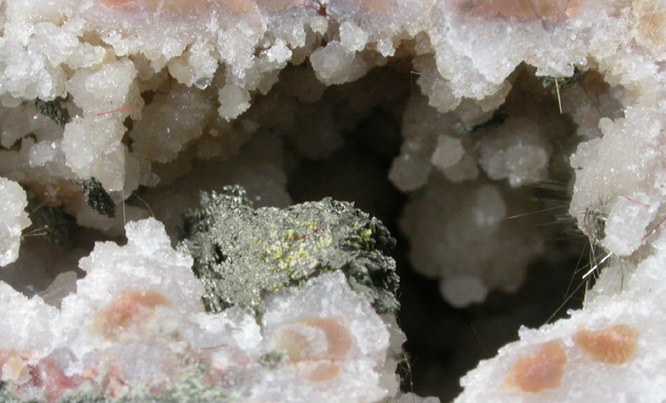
[179,186,399,315]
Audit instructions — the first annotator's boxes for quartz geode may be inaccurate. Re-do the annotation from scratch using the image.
[1,0,666,401]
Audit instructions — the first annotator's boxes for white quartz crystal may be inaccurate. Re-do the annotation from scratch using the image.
[0,219,401,401]
[400,177,543,307]
[67,58,142,120]
[430,134,464,172]
[0,177,31,267]
[477,118,551,187]
[457,237,666,402]
[310,42,369,85]
[253,271,396,402]
[217,84,252,121]
[131,83,214,162]
[339,22,369,53]
[439,276,488,309]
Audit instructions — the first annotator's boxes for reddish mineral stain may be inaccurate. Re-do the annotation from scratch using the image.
[302,316,352,360]
[38,359,84,403]
[277,316,352,383]
[95,291,170,339]
[306,362,341,382]
[503,340,567,394]
[575,324,639,365]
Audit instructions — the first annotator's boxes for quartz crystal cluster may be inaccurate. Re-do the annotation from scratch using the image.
[1,214,405,402]
[0,0,665,401]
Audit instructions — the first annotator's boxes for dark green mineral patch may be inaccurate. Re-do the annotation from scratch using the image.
[81,178,116,218]
[179,186,399,315]
[34,97,71,128]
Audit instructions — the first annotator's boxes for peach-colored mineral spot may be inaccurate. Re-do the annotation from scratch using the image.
[1,354,30,384]
[276,316,352,383]
[38,358,84,403]
[467,0,582,20]
[101,361,130,399]
[631,0,666,59]
[575,324,639,365]
[94,290,170,339]
[503,340,567,394]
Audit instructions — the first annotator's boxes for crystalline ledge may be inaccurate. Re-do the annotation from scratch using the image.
[2,0,666,401]
[0,178,31,267]
[0,217,404,402]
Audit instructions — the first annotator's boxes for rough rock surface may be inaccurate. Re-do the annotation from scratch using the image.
[0,218,404,402]
[0,0,665,401]
[180,186,399,314]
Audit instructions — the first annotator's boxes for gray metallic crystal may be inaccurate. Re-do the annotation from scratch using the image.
[179,186,399,315]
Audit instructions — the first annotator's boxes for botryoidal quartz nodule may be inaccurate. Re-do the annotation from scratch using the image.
[180,185,400,315]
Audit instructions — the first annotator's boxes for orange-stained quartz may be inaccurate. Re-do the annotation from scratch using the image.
[302,316,352,359]
[279,316,352,362]
[575,324,639,365]
[2,356,31,384]
[503,340,567,394]
[307,362,341,383]
[38,358,85,403]
[276,316,352,383]
[468,0,582,20]
[0,352,83,400]
[94,291,170,340]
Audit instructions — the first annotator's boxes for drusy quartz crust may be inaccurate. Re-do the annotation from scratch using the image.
[3,0,666,401]
[0,218,403,402]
